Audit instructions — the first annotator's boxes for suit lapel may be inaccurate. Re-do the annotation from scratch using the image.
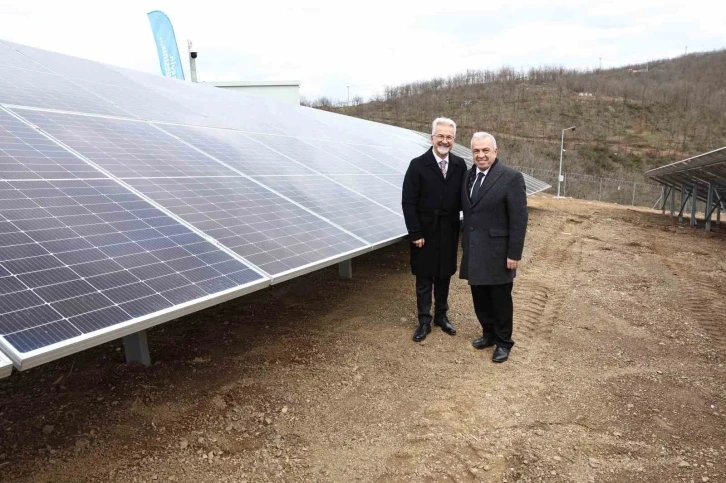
[464,166,476,208]
[470,160,503,208]
[423,148,446,182]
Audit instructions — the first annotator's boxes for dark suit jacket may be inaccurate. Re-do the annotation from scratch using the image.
[459,159,528,285]
[402,147,467,278]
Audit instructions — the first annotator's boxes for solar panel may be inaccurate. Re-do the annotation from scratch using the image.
[0,178,266,368]
[253,175,405,244]
[0,350,11,378]
[0,109,106,180]
[328,174,404,213]
[255,136,367,175]
[0,65,127,117]
[15,109,237,178]
[123,176,367,279]
[158,123,322,176]
[315,141,404,176]
[346,144,411,172]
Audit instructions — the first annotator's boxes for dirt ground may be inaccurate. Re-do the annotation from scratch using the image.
[0,195,724,483]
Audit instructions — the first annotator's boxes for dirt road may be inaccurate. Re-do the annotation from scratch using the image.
[1,196,724,482]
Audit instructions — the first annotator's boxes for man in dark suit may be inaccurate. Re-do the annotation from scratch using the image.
[460,132,528,362]
[402,118,467,342]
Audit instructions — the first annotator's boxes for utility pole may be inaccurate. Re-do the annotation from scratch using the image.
[557,126,576,197]
[188,40,198,83]
[599,57,602,70]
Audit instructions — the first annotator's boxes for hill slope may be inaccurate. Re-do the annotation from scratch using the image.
[333,50,726,181]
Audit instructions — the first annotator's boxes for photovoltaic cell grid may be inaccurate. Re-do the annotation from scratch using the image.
[328,174,404,213]
[156,123,318,177]
[4,40,143,87]
[0,41,54,73]
[16,109,237,179]
[254,135,366,175]
[124,177,366,275]
[347,144,412,172]
[0,179,262,355]
[315,141,404,176]
[0,109,105,180]
[253,175,404,243]
[75,79,208,124]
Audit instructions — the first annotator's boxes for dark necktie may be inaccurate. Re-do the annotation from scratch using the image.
[471,172,485,200]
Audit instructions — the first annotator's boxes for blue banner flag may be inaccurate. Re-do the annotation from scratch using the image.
[147,10,184,80]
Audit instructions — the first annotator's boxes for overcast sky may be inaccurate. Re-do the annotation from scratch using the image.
[1,0,724,102]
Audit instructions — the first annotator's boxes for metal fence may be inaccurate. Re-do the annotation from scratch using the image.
[512,166,663,208]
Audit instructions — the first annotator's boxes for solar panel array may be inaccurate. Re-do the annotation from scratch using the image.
[646,146,726,203]
[0,39,550,375]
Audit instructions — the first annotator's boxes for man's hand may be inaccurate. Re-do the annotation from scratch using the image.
[506,258,519,270]
[412,238,425,248]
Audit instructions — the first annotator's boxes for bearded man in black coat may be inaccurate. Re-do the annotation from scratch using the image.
[402,118,467,342]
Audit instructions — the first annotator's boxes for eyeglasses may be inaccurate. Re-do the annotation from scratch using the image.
[434,134,455,141]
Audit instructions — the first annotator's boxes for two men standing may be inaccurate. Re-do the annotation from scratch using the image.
[402,121,528,363]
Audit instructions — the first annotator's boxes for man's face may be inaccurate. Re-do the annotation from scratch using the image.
[431,124,455,158]
[472,137,497,171]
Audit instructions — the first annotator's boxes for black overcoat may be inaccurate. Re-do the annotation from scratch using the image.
[459,159,528,285]
[402,147,466,278]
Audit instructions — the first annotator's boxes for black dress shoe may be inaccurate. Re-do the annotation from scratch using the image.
[472,337,495,349]
[433,315,456,335]
[492,346,510,363]
[413,323,431,342]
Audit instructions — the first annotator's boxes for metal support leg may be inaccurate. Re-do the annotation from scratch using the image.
[678,183,688,223]
[705,183,714,232]
[670,186,675,217]
[338,259,353,279]
[123,330,151,366]
[690,184,698,227]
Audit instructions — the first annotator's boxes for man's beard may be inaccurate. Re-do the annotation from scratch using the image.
[435,144,451,155]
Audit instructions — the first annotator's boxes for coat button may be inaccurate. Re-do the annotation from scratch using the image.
[470,227,474,231]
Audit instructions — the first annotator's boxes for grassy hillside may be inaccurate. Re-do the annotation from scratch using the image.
[328,50,726,181]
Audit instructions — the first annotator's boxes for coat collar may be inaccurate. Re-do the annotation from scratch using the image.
[424,147,462,181]
[467,158,503,208]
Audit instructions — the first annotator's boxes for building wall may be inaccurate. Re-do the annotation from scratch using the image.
[214,85,300,105]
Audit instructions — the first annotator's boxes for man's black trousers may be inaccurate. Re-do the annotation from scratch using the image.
[415,276,451,324]
[470,283,514,349]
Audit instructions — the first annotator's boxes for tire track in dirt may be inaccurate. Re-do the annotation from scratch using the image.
[514,215,587,346]
[664,260,726,348]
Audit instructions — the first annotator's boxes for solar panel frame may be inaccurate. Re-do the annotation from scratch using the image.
[0,350,11,378]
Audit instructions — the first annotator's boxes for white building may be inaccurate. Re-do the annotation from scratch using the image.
[206,80,300,105]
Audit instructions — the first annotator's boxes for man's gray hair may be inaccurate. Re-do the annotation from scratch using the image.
[471,132,497,149]
[431,117,457,135]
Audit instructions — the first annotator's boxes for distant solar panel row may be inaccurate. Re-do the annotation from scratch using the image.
[0,39,550,373]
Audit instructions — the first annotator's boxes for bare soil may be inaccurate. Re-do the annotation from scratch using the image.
[1,196,724,483]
